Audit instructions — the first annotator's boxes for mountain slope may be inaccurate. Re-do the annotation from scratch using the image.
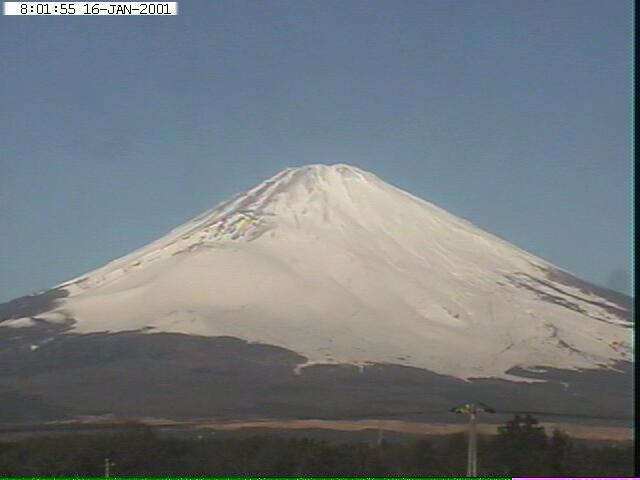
[3,164,631,382]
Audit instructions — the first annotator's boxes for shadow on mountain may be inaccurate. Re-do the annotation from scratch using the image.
[0,327,631,427]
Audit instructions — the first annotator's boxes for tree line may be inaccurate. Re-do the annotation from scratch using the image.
[0,415,633,476]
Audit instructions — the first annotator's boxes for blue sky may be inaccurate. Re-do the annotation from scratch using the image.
[0,0,632,302]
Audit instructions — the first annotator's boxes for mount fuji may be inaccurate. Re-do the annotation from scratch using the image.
[0,164,632,426]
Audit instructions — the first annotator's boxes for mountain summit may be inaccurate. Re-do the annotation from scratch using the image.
[7,164,630,382]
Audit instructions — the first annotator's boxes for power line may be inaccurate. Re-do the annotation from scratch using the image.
[491,410,633,421]
[310,408,632,421]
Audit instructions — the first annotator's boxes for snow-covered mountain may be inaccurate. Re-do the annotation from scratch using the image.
[5,164,631,382]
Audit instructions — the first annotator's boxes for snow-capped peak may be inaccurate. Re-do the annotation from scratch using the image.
[42,164,630,381]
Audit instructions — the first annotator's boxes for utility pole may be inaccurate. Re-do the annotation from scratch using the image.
[450,401,494,477]
[467,408,477,476]
[376,421,385,446]
[104,457,114,478]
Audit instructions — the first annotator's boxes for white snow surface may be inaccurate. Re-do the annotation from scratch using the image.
[37,164,630,380]
[2,317,38,328]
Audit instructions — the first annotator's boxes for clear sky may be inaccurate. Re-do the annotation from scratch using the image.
[0,0,632,302]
